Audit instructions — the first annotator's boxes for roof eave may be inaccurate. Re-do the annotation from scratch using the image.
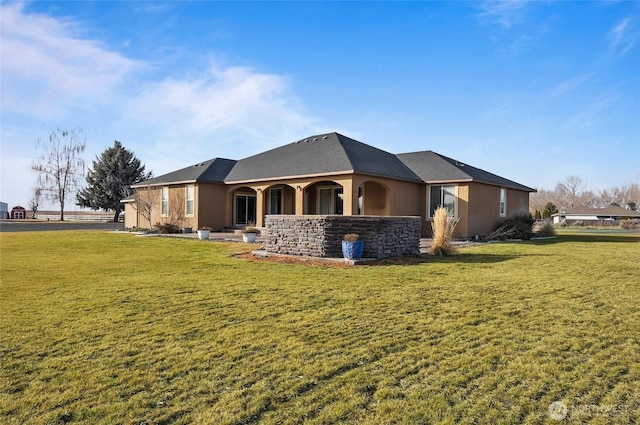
[225,170,356,185]
[422,178,535,192]
[131,179,198,188]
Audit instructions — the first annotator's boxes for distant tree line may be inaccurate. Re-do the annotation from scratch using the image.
[530,175,640,219]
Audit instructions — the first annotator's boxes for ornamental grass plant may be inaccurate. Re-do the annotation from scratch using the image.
[430,207,459,256]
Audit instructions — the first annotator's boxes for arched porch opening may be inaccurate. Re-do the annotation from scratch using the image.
[231,186,257,226]
[305,181,344,215]
[263,184,296,216]
[360,180,390,215]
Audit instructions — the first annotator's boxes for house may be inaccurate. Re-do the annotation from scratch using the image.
[552,206,640,224]
[10,206,27,219]
[125,132,535,238]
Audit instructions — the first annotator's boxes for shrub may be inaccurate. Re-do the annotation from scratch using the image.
[534,221,556,237]
[343,233,360,242]
[154,222,181,234]
[621,219,640,230]
[488,214,534,240]
[430,207,459,256]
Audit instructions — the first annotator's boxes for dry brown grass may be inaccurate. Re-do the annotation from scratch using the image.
[430,207,459,256]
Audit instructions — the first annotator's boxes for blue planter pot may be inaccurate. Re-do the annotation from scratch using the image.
[342,240,364,259]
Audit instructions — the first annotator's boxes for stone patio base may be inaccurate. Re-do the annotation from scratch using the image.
[264,215,421,259]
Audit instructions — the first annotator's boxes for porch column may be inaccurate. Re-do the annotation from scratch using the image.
[295,185,304,215]
[342,180,355,216]
[255,188,265,227]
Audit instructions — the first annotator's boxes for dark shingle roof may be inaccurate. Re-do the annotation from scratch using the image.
[224,132,421,183]
[132,158,237,187]
[397,150,536,192]
[130,134,534,193]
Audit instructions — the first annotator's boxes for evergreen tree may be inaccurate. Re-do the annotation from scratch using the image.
[542,202,558,219]
[77,141,152,222]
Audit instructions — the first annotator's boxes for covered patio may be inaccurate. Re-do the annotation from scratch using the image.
[226,177,390,228]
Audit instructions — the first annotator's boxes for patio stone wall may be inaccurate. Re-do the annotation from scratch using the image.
[264,215,421,258]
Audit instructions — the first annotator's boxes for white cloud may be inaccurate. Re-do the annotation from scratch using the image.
[563,96,617,130]
[127,62,322,167]
[549,73,593,98]
[0,2,142,118]
[608,17,635,59]
[477,0,530,28]
[0,2,325,205]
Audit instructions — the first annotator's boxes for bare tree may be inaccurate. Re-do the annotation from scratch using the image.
[164,189,187,229]
[555,175,587,210]
[28,187,42,219]
[532,177,640,214]
[32,128,86,221]
[132,186,157,229]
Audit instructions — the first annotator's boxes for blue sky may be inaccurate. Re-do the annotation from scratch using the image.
[1,0,639,209]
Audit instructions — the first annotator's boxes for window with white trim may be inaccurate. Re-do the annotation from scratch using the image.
[185,185,194,216]
[429,185,457,217]
[161,187,169,216]
[499,187,507,217]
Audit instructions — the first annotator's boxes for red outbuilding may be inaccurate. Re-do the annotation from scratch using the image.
[10,206,27,219]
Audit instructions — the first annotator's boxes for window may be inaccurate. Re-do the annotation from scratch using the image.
[318,186,343,214]
[357,186,364,215]
[429,185,457,217]
[499,188,507,217]
[185,185,194,216]
[161,186,169,216]
[268,188,282,214]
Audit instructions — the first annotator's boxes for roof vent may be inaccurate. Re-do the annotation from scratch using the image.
[304,139,309,143]
[313,138,318,141]
[323,136,328,139]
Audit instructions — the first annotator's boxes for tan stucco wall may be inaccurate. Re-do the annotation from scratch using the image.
[197,183,228,231]
[466,183,531,237]
[506,188,530,217]
[351,175,422,217]
[123,202,137,228]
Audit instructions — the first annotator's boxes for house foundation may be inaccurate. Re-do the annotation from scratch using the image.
[264,215,421,258]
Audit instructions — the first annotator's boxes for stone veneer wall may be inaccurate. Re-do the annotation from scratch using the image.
[264,215,421,258]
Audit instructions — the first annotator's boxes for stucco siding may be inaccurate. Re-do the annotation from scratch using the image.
[466,183,531,237]
[198,183,228,231]
[506,188,530,217]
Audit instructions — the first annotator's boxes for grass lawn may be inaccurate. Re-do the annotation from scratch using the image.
[1,230,639,424]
